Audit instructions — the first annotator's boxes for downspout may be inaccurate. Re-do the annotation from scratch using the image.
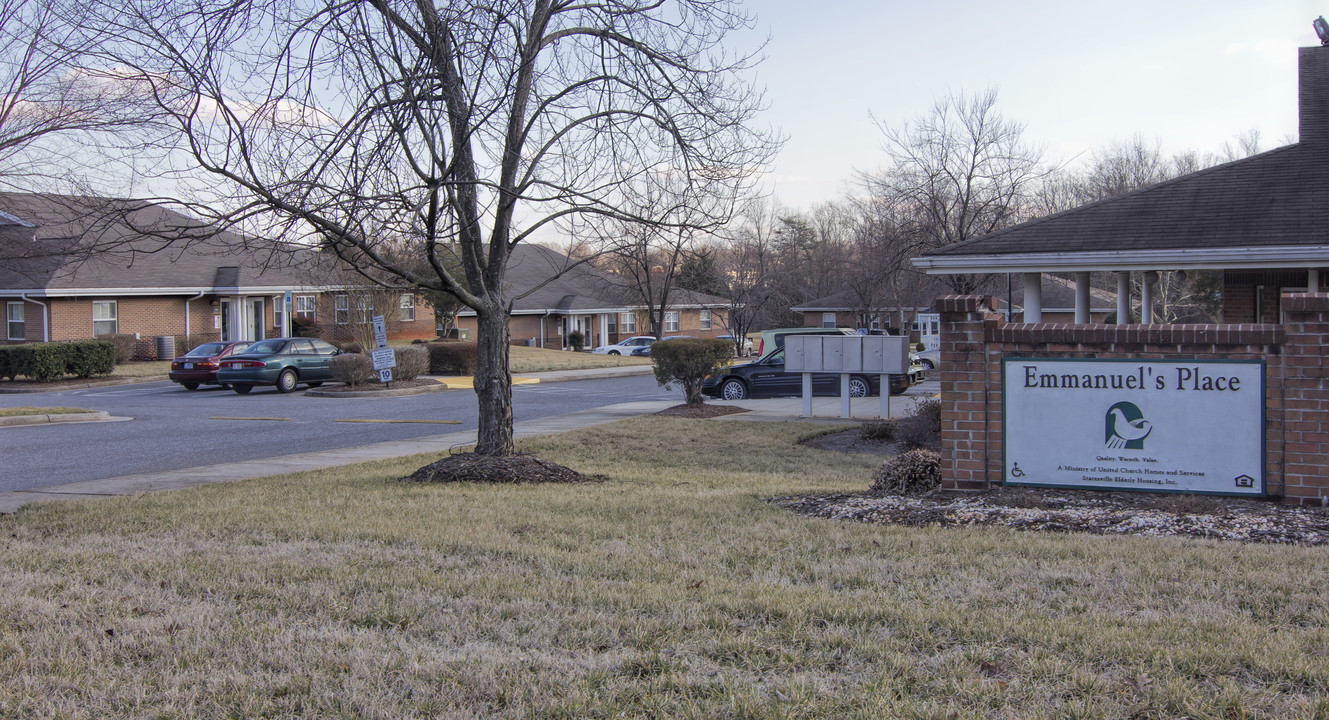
[184,291,205,339]
[19,293,48,342]
[541,309,551,348]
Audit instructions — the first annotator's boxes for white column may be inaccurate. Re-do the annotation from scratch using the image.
[1310,268,1321,293]
[1141,272,1158,325]
[1074,271,1091,323]
[1116,272,1130,324]
[1023,272,1043,322]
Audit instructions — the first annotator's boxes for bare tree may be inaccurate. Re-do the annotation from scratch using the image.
[75,0,776,456]
[863,87,1046,294]
[0,0,157,192]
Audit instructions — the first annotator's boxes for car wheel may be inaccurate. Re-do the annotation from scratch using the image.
[889,384,907,396]
[181,382,199,391]
[307,381,323,388]
[720,378,749,400]
[921,359,935,370]
[276,369,298,394]
[608,350,620,355]
[232,384,253,394]
[849,376,870,398]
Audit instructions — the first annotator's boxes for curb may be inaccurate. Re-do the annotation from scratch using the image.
[0,375,170,394]
[0,411,112,427]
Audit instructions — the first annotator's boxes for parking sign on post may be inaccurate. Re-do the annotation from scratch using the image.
[371,315,388,349]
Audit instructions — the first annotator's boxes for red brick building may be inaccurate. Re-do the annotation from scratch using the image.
[912,45,1329,504]
[0,194,436,356]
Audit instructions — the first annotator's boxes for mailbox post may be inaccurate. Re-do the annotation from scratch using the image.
[785,334,910,419]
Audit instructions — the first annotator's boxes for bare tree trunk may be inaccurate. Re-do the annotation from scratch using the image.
[473,304,513,456]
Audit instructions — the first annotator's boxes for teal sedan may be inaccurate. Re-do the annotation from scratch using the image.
[215,337,342,394]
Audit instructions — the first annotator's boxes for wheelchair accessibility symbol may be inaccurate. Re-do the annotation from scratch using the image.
[1010,462,1025,478]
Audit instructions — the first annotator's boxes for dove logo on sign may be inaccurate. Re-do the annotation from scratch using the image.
[1104,402,1152,450]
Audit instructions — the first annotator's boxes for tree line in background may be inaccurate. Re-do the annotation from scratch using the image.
[591,87,1270,347]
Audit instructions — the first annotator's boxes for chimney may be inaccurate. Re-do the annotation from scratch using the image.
[1300,46,1329,145]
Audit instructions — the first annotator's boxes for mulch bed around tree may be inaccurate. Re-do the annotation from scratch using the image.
[401,453,588,484]
[314,378,438,393]
[781,429,1329,546]
[655,403,749,418]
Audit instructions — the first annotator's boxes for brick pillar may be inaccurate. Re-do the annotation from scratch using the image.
[936,295,999,492]
[1280,293,1329,505]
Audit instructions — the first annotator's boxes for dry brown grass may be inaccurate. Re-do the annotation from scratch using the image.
[1,417,1327,718]
[508,344,651,372]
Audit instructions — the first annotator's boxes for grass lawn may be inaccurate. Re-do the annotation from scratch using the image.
[509,344,652,373]
[0,407,93,417]
[2,418,1327,718]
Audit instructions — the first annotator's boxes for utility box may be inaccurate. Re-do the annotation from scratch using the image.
[786,335,910,374]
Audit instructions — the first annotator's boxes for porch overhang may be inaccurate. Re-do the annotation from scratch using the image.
[912,246,1329,275]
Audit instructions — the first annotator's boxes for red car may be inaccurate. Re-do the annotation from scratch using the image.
[168,341,251,390]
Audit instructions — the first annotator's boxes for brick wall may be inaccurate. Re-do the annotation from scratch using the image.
[936,293,1327,505]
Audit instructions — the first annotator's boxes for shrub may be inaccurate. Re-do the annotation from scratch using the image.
[870,449,942,496]
[339,341,364,355]
[330,353,375,387]
[292,315,321,338]
[567,330,585,352]
[9,342,70,382]
[109,334,136,364]
[426,342,478,375]
[859,419,895,441]
[893,398,943,449]
[650,338,732,405]
[392,345,429,381]
[173,335,210,356]
[0,346,14,381]
[65,340,116,378]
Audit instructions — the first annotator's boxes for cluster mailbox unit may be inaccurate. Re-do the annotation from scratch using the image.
[784,335,911,418]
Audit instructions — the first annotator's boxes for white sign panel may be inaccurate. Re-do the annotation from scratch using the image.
[378,368,393,383]
[371,347,397,370]
[1003,359,1264,495]
[371,315,388,349]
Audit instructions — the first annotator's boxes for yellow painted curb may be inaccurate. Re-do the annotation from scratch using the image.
[333,419,462,424]
[433,376,540,389]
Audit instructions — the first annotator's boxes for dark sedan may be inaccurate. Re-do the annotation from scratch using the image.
[168,341,251,390]
[215,337,341,394]
[701,347,921,400]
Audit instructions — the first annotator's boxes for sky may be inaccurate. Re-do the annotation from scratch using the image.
[740,0,1319,210]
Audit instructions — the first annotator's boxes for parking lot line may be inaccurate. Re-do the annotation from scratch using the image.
[208,416,291,422]
[333,419,462,424]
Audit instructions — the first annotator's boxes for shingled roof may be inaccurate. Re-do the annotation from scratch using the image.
[461,244,728,315]
[0,193,331,295]
[913,45,1329,275]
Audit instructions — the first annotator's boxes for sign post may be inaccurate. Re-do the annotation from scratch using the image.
[370,315,394,386]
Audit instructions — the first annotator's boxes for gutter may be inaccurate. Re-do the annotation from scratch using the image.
[911,246,1329,274]
[183,291,205,338]
[19,293,48,342]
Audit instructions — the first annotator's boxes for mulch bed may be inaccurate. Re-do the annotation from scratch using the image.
[401,453,588,484]
[655,403,749,419]
[313,378,438,393]
[779,429,1329,546]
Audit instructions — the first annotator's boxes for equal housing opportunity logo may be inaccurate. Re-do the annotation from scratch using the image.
[1104,401,1152,450]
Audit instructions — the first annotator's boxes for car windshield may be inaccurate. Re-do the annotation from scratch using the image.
[244,340,288,354]
[184,343,227,357]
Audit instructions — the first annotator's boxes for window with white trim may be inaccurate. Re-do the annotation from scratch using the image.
[334,294,349,324]
[294,295,316,318]
[619,312,636,333]
[821,312,836,328]
[699,309,711,331]
[356,296,372,323]
[6,302,24,340]
[272,295,285,331]
[664,311,679,333]
[400,293,415,322]
[92,300,117,336]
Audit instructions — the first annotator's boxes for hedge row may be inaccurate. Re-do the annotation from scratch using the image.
[425,342,478,375]
[0,340,117,382]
